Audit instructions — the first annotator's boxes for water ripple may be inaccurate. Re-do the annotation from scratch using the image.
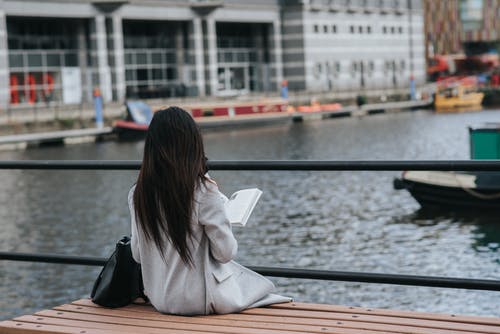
[1,110,500,319]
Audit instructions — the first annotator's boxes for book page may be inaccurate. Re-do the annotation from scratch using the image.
[225,188,262,226]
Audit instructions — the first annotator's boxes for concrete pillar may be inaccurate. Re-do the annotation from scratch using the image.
[192,17,205,96]
[254,25,265,92]
[0,0,9,109]
[77,22,90,103]
[112,14,126,102]
[175,23,186,87]
[205,17,218,96]
[272,20,283,91]
[94,14,112,102]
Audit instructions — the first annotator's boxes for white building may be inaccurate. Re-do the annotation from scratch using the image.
[282,0,425,93]
[0,0,425,108]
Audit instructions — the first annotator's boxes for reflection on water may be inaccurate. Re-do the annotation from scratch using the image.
[469,215,500,260]
[408,207,500,257]
[1,109,500,319]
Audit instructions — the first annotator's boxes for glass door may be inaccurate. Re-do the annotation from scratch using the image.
[217,65,249,96]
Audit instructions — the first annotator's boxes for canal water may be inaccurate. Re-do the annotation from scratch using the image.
[1,109,499,320]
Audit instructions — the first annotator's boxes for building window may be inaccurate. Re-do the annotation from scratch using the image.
[383,26,387,34]
[314,24,319,33]
[398,26,403,34]
[7,18,82,105]
[384,61,390,73]
[460,0,484,31]
[367,26,372,33]
[314,63,323,78]
[324,25,328,33]
[335,61,341,76]
[351,62,357,77]
[358,26,363,33]
[332,25,337,33]
[350,25,355,33]
[391,26,395,34]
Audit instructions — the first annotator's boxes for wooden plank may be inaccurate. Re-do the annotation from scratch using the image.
[2,299,500,334]
[270,302,500,326]
[207,312,476,334]
[68,299,499,334]
[69,300,482,334]
[37,308,301,334]
[51,304,383,334]
[0,320,116,334]
[13,315,208,334]
[241,307,500,334]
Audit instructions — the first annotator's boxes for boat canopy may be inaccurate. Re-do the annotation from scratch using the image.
[126,101,153,125]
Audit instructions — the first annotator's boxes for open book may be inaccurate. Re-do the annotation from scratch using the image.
[224,188,263,226]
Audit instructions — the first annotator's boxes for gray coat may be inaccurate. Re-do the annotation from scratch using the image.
[129,181,290,315]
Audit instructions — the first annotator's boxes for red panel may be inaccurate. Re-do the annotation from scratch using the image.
[191,109,203,117]
[114,120,148,131]
[235,106,255,115]
[213,107,229,116]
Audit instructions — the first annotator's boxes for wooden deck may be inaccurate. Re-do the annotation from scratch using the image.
[1,299,500,334]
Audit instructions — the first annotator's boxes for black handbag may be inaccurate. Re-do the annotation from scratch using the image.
[90,236,147,308]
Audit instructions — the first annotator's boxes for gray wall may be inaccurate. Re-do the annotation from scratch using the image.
[281,8,306,91]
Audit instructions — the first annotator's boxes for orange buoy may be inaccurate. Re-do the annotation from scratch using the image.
[26,74,36,104]
[10,74,19,104]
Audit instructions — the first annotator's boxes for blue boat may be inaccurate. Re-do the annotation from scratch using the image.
[113,101,153,140]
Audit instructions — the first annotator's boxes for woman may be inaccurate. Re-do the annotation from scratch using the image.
[129,106,290,315]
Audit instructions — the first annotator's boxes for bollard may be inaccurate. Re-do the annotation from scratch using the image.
[280,79,288,100]
[410,75,416,100]
[93,88,104,129]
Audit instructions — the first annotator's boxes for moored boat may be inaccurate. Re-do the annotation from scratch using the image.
[434,77,484,111]
[394,123,500,211]
[187,98,288,118]
[289,99,343,113]
[394,170,500,211]
[295,103,342,113]
[288,101,347,122]
[113,101,153,140]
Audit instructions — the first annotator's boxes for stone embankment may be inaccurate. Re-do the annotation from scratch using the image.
[1,85,437,136]
[0,87,434,150]
[0,97,432,150]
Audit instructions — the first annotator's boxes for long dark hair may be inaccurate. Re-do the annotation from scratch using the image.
[133,106,207,265]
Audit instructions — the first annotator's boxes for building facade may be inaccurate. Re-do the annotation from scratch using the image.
[282,0,425,93]
[424,0,500,58]
[0,0,425,109]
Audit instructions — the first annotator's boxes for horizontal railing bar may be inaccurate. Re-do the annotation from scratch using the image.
[0,160,500,171]
[2,251,500,291]
[0,160,140,170]
[0,252,105,266]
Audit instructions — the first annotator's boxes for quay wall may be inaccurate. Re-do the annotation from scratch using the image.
[0,85,431,137]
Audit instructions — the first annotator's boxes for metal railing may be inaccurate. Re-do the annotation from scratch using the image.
[1,159,500,292]
[1,251,499,291]
[1,159,500,171]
